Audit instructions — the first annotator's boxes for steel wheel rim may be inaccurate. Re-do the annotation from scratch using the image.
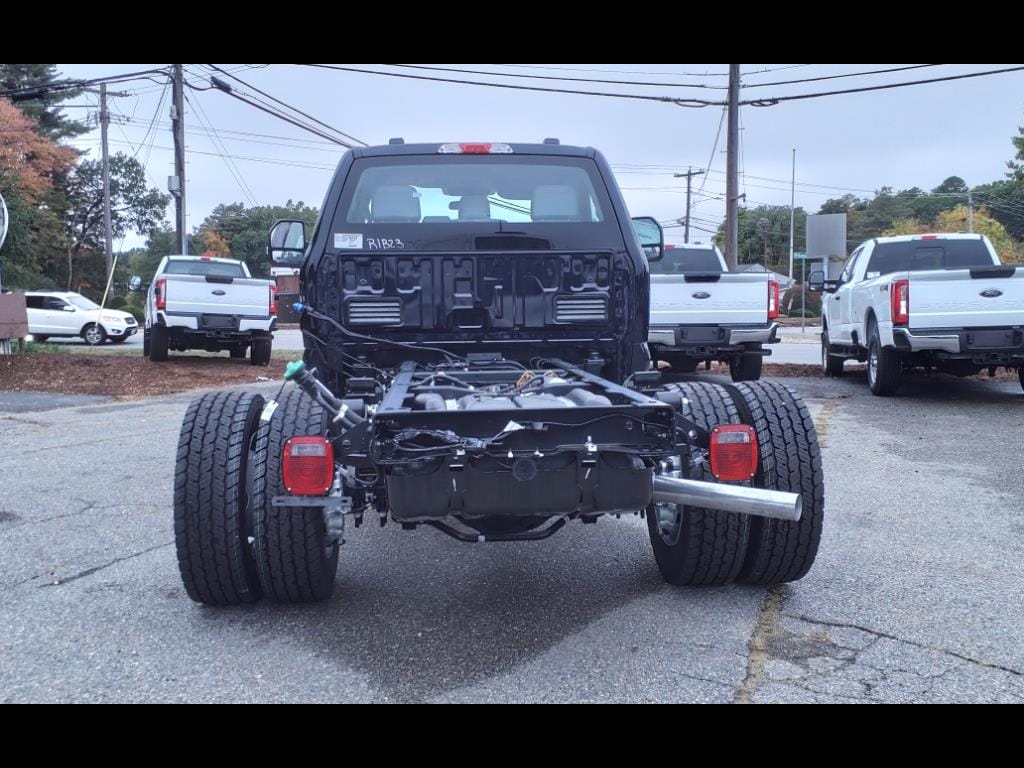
[869,344,878,384]
[655,502,683,546]
[821,336,828,373]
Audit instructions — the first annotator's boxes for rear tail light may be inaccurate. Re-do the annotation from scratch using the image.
[891,279,910,326]
[269,284,278,316]
[767,280,780,320]
[282,436,334,496]
[437,142,514,154]
[709,425,759,482]
[155,278,167,311]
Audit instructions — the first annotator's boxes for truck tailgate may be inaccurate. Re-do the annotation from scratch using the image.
[163,275,273,318]
[908,266,1024,329]
[650,273,768,325]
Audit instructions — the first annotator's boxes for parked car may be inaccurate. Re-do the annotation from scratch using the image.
[143,255,277,364]
[24,291,138,346]
[647,243,780,381]
[812,233,1024,395]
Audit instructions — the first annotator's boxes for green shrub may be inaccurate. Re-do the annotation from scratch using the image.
[782,286,822,317]
[106,296,127,309]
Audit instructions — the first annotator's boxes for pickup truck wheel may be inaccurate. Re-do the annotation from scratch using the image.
[646,382,750,586]
[251,387,339,602]
[149,325,169,362]
[867,327,901,396]
[729,344,763,382]
[82,323,106,346]
[251,337,272,366]
[822,331,845,378]
[726,381,825,585]
[1019,367,1024,392]
[173,390,265,605]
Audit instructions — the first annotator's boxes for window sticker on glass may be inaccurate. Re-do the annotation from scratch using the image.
[335,233,363,249]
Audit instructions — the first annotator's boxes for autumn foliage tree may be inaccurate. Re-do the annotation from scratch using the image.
[0,98,75,202]
[932,205,1022,264]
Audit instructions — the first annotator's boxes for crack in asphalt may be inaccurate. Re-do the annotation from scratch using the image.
[7,541,175,591]
[733,585,787,704]
[5,501,165,528]
[0,428,180,461]
[783,614,1024,679]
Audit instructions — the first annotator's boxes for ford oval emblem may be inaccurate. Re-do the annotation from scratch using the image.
[692,291,711,300]
[212,289,226,296]
[980,289,1003,298]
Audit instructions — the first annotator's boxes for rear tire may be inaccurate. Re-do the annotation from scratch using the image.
[822,331,845,378]
[727,381,825,585]
[149,325,168,362]
[1019,368,1023,393]
[251,337,272,366]
[867,326,901,396]
[646,382,750,586]
[729,344,763,382]
[173,391,265,605]
[252,387,339,603]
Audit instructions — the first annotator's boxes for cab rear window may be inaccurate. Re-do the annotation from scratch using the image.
[650,247,724,274]
[163,260,246,278]
[867,239,993,276]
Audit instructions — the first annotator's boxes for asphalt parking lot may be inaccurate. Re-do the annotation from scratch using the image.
[1,371,1021,703]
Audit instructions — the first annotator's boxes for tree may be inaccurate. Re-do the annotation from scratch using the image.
[933,205,1022,264]
[715,204,807,272]
[201,229,231,258]
[883,218,927,236]
[1008,118,1024,182]
[194,201,319,277]
[62,152,170,289]
[0,65,87,141]
[0,98,76,202]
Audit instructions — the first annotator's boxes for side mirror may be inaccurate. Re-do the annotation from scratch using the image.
[128,275,143,292]
[268,219,307,267]
[62,304,76,312]
[807,270,825,293]
[632,216,664,262]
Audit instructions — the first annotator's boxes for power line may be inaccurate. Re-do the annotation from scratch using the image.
[0,68,171,100]
[184,88,258,206]
[204,64,367,147]
[293,64,722,107]
[742,65,1024,106]
[380,63,726,89]
[742,64,941,88]
[697,106,727,196]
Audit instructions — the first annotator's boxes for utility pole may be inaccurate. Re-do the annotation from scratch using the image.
[100,83,114,280]
[725,64,740,271]
[171,64,188,255]
[674,167,705,244]
[789,148,796,281]
[967,189,974,233]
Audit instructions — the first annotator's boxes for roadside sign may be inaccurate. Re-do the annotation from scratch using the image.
[793,251,808,260]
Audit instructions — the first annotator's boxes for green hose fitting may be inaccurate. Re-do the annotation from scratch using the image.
[284,359,306,381]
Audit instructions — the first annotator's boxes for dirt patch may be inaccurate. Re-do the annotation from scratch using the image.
[0,353,289,399]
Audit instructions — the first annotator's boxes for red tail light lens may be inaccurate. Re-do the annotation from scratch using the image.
[767,280,780,320]
[709,425,759,482]
[155,278,167,311]
[891,279,910,326]
[269,284,278,316]
[282,437,334,496]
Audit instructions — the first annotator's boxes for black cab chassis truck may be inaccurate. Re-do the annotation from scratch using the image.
[173,141,824,605]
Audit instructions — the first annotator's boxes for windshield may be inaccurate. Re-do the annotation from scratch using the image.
[163,260,246,278]
[68,295,100,310]
[650,247,724,274]
[332,156,624,251]
[866,239,994,276]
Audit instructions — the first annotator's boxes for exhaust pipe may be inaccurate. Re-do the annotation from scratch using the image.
[652,476,802,522]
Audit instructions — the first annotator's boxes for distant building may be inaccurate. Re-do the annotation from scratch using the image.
[735,263,796,288]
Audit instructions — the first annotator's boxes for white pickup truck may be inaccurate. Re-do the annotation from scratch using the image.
[144,255,277,364]
[812,233,1024,395]
[647,243,780,382]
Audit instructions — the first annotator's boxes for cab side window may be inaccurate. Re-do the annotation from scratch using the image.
[25,296,45,309]
[43,297,68,311]
[840,248,863,283]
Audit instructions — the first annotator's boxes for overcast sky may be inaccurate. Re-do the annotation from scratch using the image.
[56,64,1024,250]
